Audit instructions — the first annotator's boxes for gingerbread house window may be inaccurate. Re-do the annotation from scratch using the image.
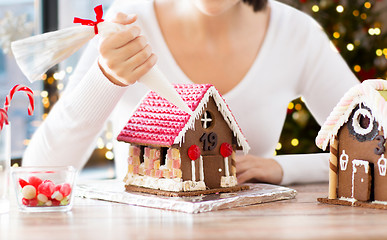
[352,107,373,135]
[348,105,378,142]
[201,111,213,129]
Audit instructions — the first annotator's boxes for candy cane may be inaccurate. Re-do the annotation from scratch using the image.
[0,108,8,130]
[3,84,34,115]
[0,84,34,131]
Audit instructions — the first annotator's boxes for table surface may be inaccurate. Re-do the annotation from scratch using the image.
[1,183,387,240]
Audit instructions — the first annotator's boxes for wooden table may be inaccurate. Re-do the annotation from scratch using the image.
[1,183,387,240]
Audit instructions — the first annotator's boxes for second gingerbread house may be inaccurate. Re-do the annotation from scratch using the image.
[316,79,387,208]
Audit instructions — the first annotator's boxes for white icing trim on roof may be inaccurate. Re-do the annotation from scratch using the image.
[173,86,250,154]
[316,80,387,150]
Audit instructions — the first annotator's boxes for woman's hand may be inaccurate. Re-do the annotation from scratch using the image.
[98,12,157,86]
[235,155,283,185]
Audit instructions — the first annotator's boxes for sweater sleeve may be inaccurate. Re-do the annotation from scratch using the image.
[274,12,359,185]
[274,153,329,185]
[296,17,360,125]
[22,58,127,169]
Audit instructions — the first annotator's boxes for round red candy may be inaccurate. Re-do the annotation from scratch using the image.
[51,199,61,206]
[28,176,43,189]
[60,183,72,197]
[38,181,55,197]
[220,143,233,157]
[188,145,201,161]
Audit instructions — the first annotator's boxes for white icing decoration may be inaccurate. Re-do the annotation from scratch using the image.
[191,160,196,182]
[340,150,349,171]
[352,159,370,174]
[224,157,230,177]
[183,181,206,191]
[220,176,238,187]
[351,107,374,135]
[378,154,387,176]
[339,197,357,204]
[199,155,204,181]
[200,111,212,129]
[124,173,208,192]
[125,174,183,192]
[372,200,387,205]
[173,86,250,154]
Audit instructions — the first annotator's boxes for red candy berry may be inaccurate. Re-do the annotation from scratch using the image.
[60,183,72,197]
[51,199,61,206]
[22,198,29,206]
[28,198,38,207]
[22,197,37,207]
[28,176,43,189]
[54,184,62,192]
[220,143,233,158]
[18,178,29,188]
[38,181,55,197]
[188,145,201,161]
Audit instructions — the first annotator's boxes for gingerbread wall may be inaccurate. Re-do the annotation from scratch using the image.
[337,122,387,201]
[178,96,235,188]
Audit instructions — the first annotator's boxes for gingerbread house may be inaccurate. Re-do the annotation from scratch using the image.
[316,79,387,208]
[117,84,250,196]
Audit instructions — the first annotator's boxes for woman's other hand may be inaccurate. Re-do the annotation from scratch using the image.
[235,155,283,185]
[98,12,157,86]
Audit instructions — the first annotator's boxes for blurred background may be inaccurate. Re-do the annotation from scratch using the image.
[0,0,386,178]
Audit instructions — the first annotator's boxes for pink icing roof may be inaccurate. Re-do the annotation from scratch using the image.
[117,84,213,146]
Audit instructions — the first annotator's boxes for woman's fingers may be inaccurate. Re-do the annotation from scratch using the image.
[131,53,158,81]
[100,26,141,50]
[112,12,137,25]
[98,12,157,86]
[235,155,283,184]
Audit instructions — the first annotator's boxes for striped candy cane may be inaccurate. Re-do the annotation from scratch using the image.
[0,108,8,130]
[0,84,34,131]
[3,84,34,115]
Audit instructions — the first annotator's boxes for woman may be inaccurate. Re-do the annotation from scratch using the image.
[23,0,359,185]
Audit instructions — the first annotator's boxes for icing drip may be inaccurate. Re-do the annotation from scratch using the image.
[224,157,230,177]
[199,155,204,181]
[191,160,196,182]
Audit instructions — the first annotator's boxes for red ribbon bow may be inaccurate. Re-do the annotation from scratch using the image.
[73,5,104,34]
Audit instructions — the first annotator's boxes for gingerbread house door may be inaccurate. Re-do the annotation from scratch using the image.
[352,160,372,201]
[202,155,224,189]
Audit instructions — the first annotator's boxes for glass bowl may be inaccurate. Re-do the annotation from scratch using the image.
[11,166,77,212]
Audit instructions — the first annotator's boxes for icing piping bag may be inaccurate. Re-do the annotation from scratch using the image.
[10,5,193,115]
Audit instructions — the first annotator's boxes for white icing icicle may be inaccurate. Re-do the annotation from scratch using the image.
[199,155,204,181]
[191,160,196,182]
[224,157,230,177]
